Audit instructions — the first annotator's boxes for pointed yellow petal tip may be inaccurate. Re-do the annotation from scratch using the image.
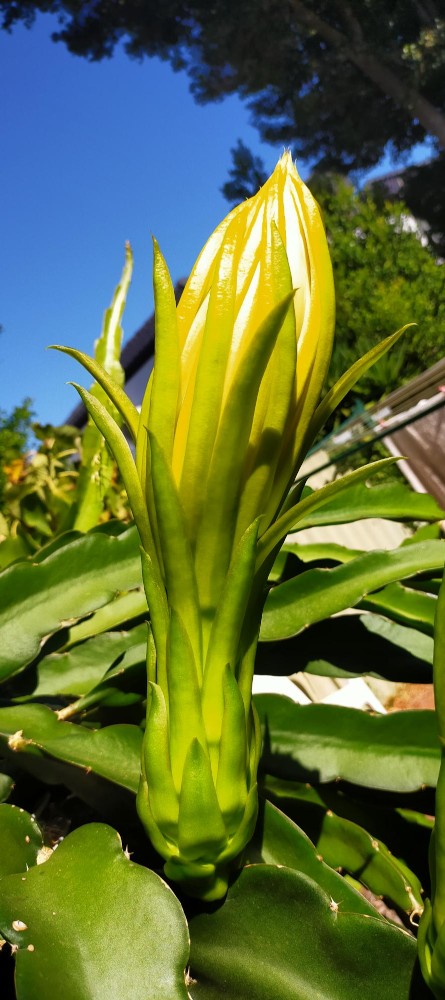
[276,149,301,182]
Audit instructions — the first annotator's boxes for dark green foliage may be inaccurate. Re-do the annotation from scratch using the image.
[0,421,131,556]
[3,1,445,169]
[0,494,442,995]
[0,399,33,505]
[221,139,268,205]
[313,175,445,403]
[372,153,445,258]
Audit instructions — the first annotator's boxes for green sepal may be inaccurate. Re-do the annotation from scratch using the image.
[50,346,139,442]
[146,621,157,686]
[233,222,296,538]
[139,682,179,839]
[194,288,296,609]
[167,609,208,793]
[301,324,411,456]
[96,241,133,374]
[256,456,399,571]
[136,759,179,862]
[163,855,230,903]
[216,666,248,831]
[149,238,180,463]
[72,247,132,532]
[178,738,226,860]
[202,519,260,745]
[419,899,445,999]
[418,899,436,993]
[140,547,169,694]
[422,572,445,983]
[149,433,202,677]
[434,575,445,742]
[219,782,259,863]
[135,376,152,501]
[178,213,242,542]
[69,382,155,559]
[248,702,263,786]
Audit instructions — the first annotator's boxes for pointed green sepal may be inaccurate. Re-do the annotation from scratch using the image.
[96,241,132,383]
[163,855,231,902]
[149,238,180,463]
[51,347,139,442]
[301,324,412,457]
[178,213,243,541]
[418,898,445,999]
[139,682,179,839]
[136,765,178,862]
[167,609,207,792]
[178,739,226,860]
[194,288,296,608]
[149,432,202,677]
[219,783,259,863]
[216,666,248,831]
[256,457,400,572]
[202,519,260,746]
[68,382,155,558]
[140,548,169,694]
[248,702,263,786]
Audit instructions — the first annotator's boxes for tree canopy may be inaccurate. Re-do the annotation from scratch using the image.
[2,1,445,171]
[312,174,445,405]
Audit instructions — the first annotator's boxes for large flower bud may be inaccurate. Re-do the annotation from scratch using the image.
[134,153,334,898]
[56,154,335,900]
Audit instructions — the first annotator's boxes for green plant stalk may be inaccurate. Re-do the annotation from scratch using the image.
[72,244,132,532]
[418,569,445,998]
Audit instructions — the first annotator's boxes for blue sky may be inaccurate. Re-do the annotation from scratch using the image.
[0,14,432,426]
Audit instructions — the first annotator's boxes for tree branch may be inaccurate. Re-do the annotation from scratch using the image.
[414,1,440,27]
[289,0,445,148]
[336,1,364,47]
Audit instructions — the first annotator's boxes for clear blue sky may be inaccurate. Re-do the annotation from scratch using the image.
[0,13,431,426]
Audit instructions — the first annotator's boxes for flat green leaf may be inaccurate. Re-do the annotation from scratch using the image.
[58,640,147,718]
[280,549,437,636]
[256,613,434,681]
[0,804,43,876]
[282,540,358,564]
[262,776,433,889]
[261,539,445,640]
[0,527,142,681]
[189,864,419,1000]
[0,705,142,793]
[294,480,445,529]
[360,582,436,636]
[0,823,190,1000]
[255,694,440,792]
[63,589,147,648]
[263,781,423,918]
[248,799,377,917]
[31,624,147,699]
